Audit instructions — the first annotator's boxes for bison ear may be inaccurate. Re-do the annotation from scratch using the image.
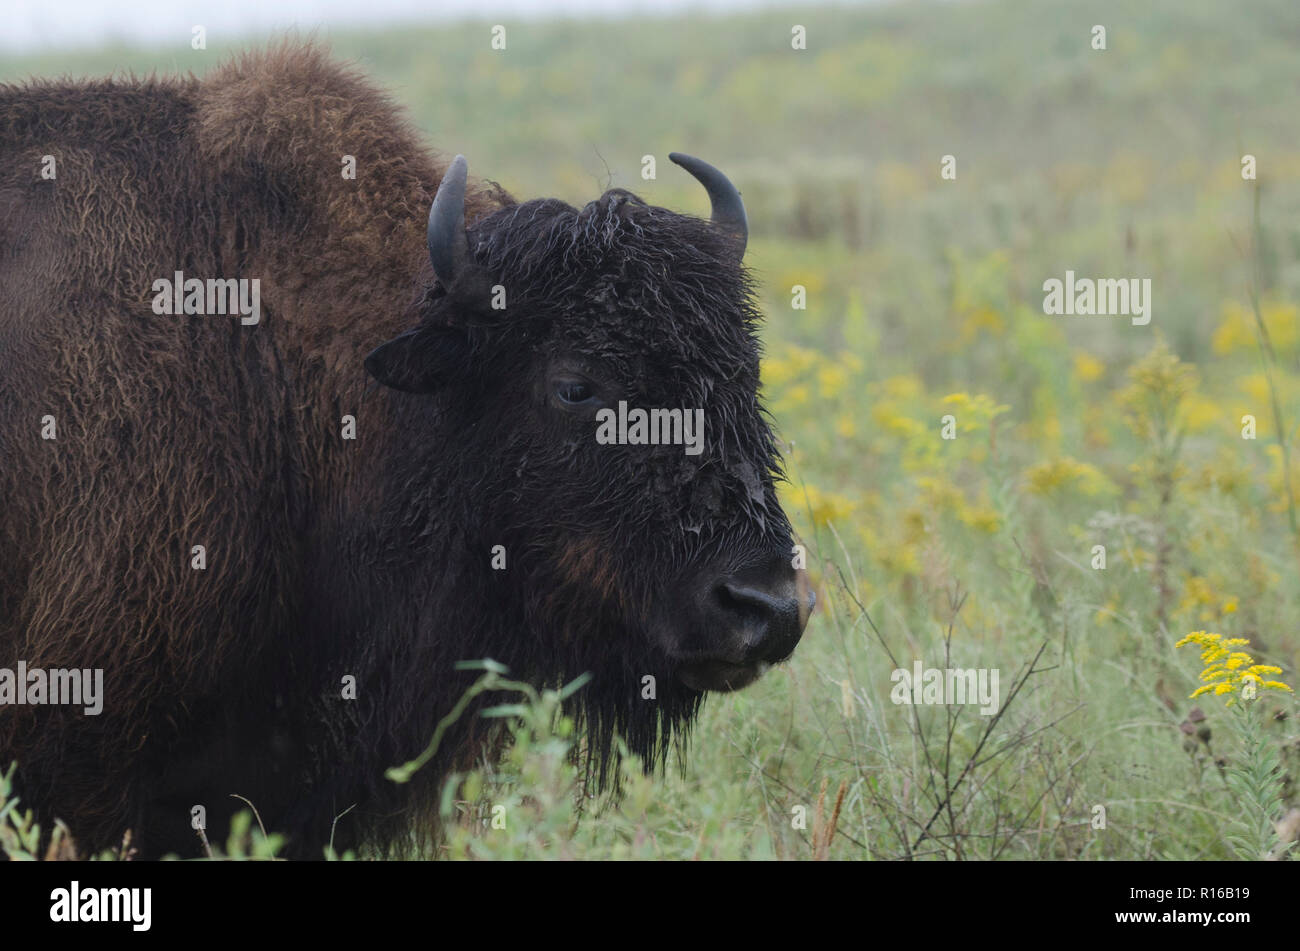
[364,325,469,394]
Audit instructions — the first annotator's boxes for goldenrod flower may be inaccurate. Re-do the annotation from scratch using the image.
[839,352,864,373]
[1237,372,1273,407]
[1212,299,1298,356]
[1178,576,1238,623]
[1072,352,1105,383]
[1181,394,1222,434]
[959,306,1006,342]
[958,506,1001,534]
[817,364,849,399]
[1117,340,1199,442]
[787,483,858,529]
[1176,631,1294,703]
[1023,456,1111,496]
[874,374,925,402]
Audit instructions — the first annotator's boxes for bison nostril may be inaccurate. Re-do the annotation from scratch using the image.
[708,578,805,661]
[717,581,795,622]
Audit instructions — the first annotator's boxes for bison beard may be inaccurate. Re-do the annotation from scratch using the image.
[0,43,811,858]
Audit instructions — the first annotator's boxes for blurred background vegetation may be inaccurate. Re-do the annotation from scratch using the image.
[3,0,1299,859]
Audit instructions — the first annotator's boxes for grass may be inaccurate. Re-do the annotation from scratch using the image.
[2,0,1299,859]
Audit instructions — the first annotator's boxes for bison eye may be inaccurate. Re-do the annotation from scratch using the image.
[555,380,595,406]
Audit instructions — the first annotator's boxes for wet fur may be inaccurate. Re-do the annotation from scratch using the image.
[0,42,794,858]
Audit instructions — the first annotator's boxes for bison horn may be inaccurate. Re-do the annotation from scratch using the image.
[669,152,748,255]
[428,154,470,284]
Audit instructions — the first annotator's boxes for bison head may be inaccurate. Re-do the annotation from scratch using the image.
[364,153,812,741]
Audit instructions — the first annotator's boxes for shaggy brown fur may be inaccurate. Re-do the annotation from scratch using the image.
[0,42,804,858]
[0,43,507,855]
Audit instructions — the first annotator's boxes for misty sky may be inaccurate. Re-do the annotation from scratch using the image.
[1,0,849,51]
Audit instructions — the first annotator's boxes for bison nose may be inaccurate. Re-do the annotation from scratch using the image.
[705,567,813,664]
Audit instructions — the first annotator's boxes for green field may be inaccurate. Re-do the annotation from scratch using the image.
[3,0,1299,860]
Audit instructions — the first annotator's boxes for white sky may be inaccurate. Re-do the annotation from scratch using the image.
[0,0,858,51]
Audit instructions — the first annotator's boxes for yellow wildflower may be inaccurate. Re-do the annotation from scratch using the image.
[1181,394,1222,434]
[1213,300,1299,356]
[871,403,925,440]
[790,484,857,528]
[875,374,925,403]
[1023,456,1111,496]
[1175,631,1294,703]
[958,506,1001,533]
[817,364,849,400]
[1117,339,1199,442]
[959,307,1006,343]
[1237,372,1272,407]
[1073,352,1105,383]
[1211,301,1255,356]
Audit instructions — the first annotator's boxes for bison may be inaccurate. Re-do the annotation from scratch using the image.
[0,43,812,858]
